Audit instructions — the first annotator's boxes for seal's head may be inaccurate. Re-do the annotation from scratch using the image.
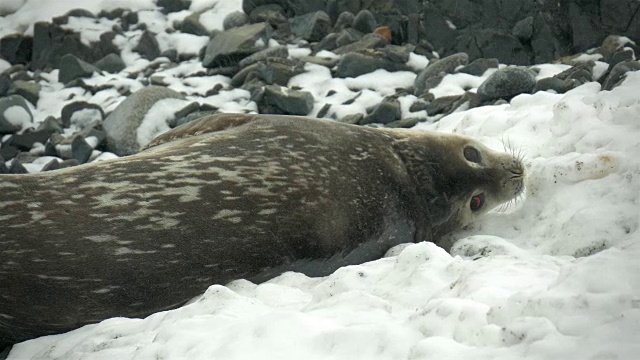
[389,130,525,238]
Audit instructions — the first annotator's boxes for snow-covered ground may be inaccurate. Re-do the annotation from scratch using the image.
[3,1,640,359]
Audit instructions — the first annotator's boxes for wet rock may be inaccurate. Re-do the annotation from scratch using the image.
[414,52,469,97]
[477,67,537,101]
[202,22,273,68]
[289,11,331,42]
[262,85,314,115]
[353,10,377,34]
[133,30,161,60]
[458,58,499,76]
[103,86,186,155]
[0,33,33,65]
[58,54,99,84]
[361,96,401,125]
[0,95,33,134]
[94,53,126,73]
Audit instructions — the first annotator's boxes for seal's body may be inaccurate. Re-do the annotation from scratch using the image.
[0,114,524,347]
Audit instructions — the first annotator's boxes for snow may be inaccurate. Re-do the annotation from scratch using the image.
[3,0,640,359]
[3,105,32,129]
[136,98,193,148]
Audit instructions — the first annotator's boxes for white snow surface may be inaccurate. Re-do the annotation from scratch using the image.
[3,0,640,359]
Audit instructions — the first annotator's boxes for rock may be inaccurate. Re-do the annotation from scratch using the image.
[361,96,401,125]
[238,46,289,68]
[31,21,102,71]
[61,101,105,128]
[602,61,640,91]
[555,63,593,83]
[243,0,326,17]
[257,59,306,85]
[289,11,331,42]
[41,159,61,172]
[297,55,340,68]
[248,5,288,28]
[223,11,250,30]
[609,49,635,69]
[385,117,421,128]
[477,67,537,101]
[202,23,273,68]
[530,12,565,64]
[0,73,11,97]
[598,35,634,62]
[58,54,99,84]
[383,44,414,63]
[71,136,93,164]
[0,95,33,134]
[327,0,362,20]
[133,30,161,60]
[458,58,499,76]
[10,80,40,106]
[0,145,20,161]
[406,13,420,45]
[336,51,412,78]
[413,52,469,97]
[9,159,28,174]
[161,49,179,62]
[37,116,64,134]
[338,113,364,124]
[6,129,53,151]
[94,53,126,73]
[334,11,355,31]
[0,155,7,174]
[427,92,481,116]
[456,29,531,66]
[533,77,578,94]
[157,0,191,14]
[512,16,534,41]
[262,85,314,115]
[103,86,186,155]
[0,33,33,65]
[180,14,210,36]
[353,10,377,34]
[333,33,388,55]
[316,103,331,118]
[373,26,392,43]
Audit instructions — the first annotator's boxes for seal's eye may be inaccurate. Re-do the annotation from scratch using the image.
[470,193,485,212]
[464,146,481,163]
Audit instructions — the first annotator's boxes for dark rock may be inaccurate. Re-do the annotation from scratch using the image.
[7,129,53,151]
[58,159,80,169]
[609,49,635,70]
[0,144,20,161]
[533,77,578,94]
[31,21,102,71]
[157,0,191,14]
[231,63,261,88]
[353,10,377,34]
[262,85,314,115]
[420,4,456,55]
[0,95,33,134]
[385,117,421,128]
[61,101,105,128]
[289,11,331,42]
[413,52,469,97]
[58,54,99,84]
[134,30,161,60]
[41,159,61,172]
[174,109,220,127]
[338,113,364,124]
[568,1,606,52]
[512,16,534,41]
[336,51,412,78]
[334,11,355,31]
[361,97,401,125]
[238,46,289,68]
[555,63,594,83]
[598,35,632,62]
[60,8,95,21]
[202,23,272,68]
[37,116,64,134]
[334,28,364,48]
[602,61,640,91]
[297,55,340,68]
[0,33,33,65]
[180,14,210,36]
[455,29,531,66]
[477,67,537,101]
[0,73,11,97]
[406,13,420,45]
[458,58,499,76]
[327,0,362,20]
[98,32,119,57]
[9,159,28,174]
[71,136,93,164]
[10,80,41,106]
[383,44,414,63]
[258,59,306,85]
[0,156,7,174]
[316,103,331,118]
[243,0,326,18]
[161,49,179,62]
[248,5,288,27]
[313,33,338,52]
[333,33,388,55]
[223,11,250,30]
[103,86,186,155]
[94,53,126,73]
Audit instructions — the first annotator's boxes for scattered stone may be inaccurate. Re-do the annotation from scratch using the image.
[609,49,635,69]
[37,116,64,134]
[202,22,273,68]
[602,61,640,91]
[243,0,326,17]
[334,11,355,31]
[157,0,191,14]
[289,11,331,42]
[58,54,99,84]
[512,16,534,41]
[248,5,288,28]
[238,46,289,68]
[385,117,421,128]
[103,86,186,155]
[10,80,41,106]
[94,53,126,73]
[533,77,578,94]
[180,13,210,36]
[335,28,362,48]
[414,52,469,97]
[458,58,500,76]
[316,103,331,118]
[262,85,314,115]
[223,11,250,31]
[338,113,364,124]
[477,67,537,101]
[0,95,33,134]
[71,136,93,164]
[61,101,105,128]
[353,10,377,34]
[9,159,28,174]
[0,145,20,161]
[41,159,61,171]
[257,59,306,85]
[134,30,161,60]
[0,73,11,97]
[456,29,530,66]
[298,55,340,68]
[7,129,53,151]
[0,33,33,65]
[336,51,412,78]
[31,21,101,71]
[361,96,401,125]
[333,33,388,55]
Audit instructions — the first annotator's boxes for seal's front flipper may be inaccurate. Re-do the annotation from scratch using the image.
[142,113,259,150]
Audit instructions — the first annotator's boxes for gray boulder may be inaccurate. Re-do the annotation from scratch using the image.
[477,67,537,101]
[103,86,185,155]
[262,85,314,115]
[202,23,273,68]
[289,11,332,42]
[94,53,126,73]
[414,52,469,97]
[58,54,99,84]
[0,95,33,134]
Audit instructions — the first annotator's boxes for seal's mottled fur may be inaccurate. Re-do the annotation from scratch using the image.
[0,114,524,347]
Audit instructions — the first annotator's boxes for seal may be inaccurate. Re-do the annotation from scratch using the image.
[0,113,524,348]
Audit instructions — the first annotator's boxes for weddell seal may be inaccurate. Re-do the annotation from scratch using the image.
[0,113,524,348]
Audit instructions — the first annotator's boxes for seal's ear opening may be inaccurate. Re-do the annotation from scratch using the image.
[470,193,485,212]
